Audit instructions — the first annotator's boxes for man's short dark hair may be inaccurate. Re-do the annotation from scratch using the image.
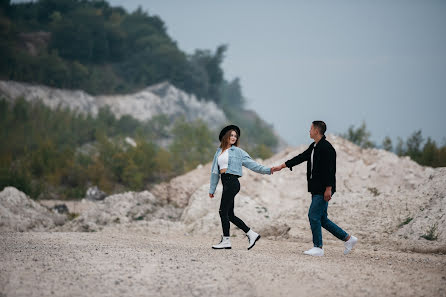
[312,121,327,135]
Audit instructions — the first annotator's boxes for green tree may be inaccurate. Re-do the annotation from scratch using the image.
[169,119,214,173]
[343,121,375,148]
[220,77,245,109]
[395,137,405,156]
[37,0,78,23]
[70,61,89,88]
[122,159,143,190]
[188,45,226,102]
[0,15,14,72]
[438,146,446,167]
[382,136,393,151]
[222,108,278,157]
[86,157,114,193]
[406,130,423,163]
[394,131,446,167]
[50,20,94,61]
[40,51,70,87]
[129,140,157,183]
[420,137,438,166]
[106,24,126,61]
[0,0,11,16]
[248,144,273,160]
[154,148,173,180]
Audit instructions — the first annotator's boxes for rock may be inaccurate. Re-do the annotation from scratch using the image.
[0,187,65,231]
[53,215,67,226]
[86,186,107,201]
[125,137,137,147]
[53,204,69,214]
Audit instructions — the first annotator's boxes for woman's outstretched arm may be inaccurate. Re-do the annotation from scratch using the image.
[241,149,272,175]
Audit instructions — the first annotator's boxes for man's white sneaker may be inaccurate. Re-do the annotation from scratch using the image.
[344,235,358,255]
[246,229,261,250]
[212,236,231,249]
[303,247,324,256]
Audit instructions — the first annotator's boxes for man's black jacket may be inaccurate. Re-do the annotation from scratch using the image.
[285,135,336,195]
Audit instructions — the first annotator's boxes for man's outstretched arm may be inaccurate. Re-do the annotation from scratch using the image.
[272,146,313,172]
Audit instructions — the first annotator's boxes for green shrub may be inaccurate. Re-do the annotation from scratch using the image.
[421,223,438,241]
[398,217,413,228]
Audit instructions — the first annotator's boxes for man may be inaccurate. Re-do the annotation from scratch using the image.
[272,121,357,256]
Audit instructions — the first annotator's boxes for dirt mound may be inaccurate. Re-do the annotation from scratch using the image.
[151,163,212,208]
[0,187,65,231]
[59,190,182,232]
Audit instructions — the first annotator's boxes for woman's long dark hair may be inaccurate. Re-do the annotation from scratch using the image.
[220,129,239,149]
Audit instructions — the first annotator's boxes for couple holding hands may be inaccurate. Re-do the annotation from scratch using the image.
[208,121,357,257]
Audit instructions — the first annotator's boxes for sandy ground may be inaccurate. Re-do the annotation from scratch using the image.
[1,229,445,297]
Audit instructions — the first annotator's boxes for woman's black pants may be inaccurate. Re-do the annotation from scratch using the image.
[219,173,250,236]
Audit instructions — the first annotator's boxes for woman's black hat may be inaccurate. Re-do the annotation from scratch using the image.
[219,125,241,141]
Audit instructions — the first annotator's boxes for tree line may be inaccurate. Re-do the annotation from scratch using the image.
[0,98,275,199]
[343,122,446,167]
[0,98,217,198]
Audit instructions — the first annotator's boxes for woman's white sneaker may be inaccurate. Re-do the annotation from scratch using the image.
[246,229,261,250]
[344,235,358,255]
[303,247,324,256]
[212,236,231,249]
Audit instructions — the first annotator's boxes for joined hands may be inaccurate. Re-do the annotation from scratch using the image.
[270,163,286,174]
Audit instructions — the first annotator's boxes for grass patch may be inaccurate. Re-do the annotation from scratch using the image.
[420,223,438,241]
[398,217,413,228]
[367,187,380,196]
[67,212,79,220]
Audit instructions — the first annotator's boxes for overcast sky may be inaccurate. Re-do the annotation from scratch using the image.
[20,0,446,147]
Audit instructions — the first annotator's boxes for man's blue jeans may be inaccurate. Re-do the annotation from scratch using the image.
[308,194,348,248]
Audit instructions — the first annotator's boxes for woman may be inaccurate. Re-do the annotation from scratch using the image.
[209,125,272,250]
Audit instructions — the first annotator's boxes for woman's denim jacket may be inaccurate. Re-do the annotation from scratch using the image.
[209,146,271,194]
